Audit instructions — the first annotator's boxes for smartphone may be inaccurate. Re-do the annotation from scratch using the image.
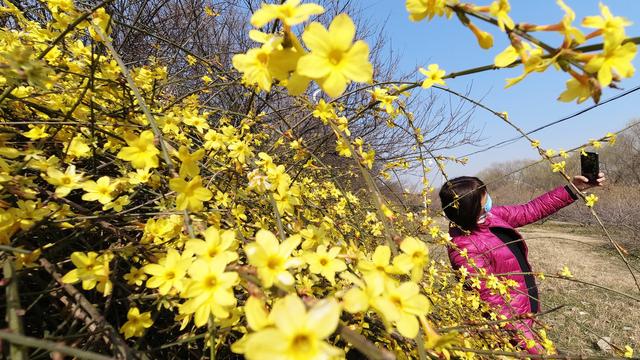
[581,151,599,184]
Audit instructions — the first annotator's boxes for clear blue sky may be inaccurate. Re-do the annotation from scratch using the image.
[361,1,640,185]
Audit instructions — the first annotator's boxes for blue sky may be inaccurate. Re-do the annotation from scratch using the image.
[361,1,640,185]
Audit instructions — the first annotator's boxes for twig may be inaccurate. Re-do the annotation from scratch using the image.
[39,259,138,359]
[338,324,395,360]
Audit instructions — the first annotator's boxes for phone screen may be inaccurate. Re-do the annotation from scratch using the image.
[581,152,599,184]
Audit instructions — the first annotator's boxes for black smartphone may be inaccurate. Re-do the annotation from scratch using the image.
[580,151,599,184]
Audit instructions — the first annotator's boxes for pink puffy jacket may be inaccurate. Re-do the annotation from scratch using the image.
[447,185,577,354]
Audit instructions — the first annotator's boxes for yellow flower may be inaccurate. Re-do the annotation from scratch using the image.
[530,139,540,148]
[297,14,373,97]
[14,248,42,270]
[204,5,219,17]
[120,307,153,339]
[245,296,273,331]
[247,170,270,194]
[559,149,569,158]
[81,176,117,205]
[123,266,147,286]
[468,23,493,49]
[127,168,152,185]
[360,149,375,169]
[185,226,238,263]
[67,135,91,159]
[559,265,573,278]
[504,45,556,88]
[61,252,101,289]
[232,33,302,92]
[368,87,398,114]
[419,64,445,89]
[250,0,324,27]
[494,45,518,67]
[242,294,342,360]
[585,41,636,88]
[231,296,275,354]
[304,245,346,285]
[606,132,617,145]
[624,345,634,358]
[61,251,113,295]
[273,182,302,215]
[183,113,210,133]
[489,0,514,31]
[585,193,598,208]
[374,281,431,338]
[47,0,76,13]
[232,47,273,91]
[143,249,192,295]
[551,161,565,173]
[180,257,239,326]
[102,195,130,212]
[43,165,84,197]
[558,78,593,104]
[117,130,160,170]
[23,125,49,140]
[169,175,213,211]
[245,229,302,288]
[357,245,395,288]
[556,0,585,44]
[311,99,335,123]
[405,0,447,22]
[428,225,440,239]
[300,224,327,250]
[90,7,111,37]
[228,140,253,164]
[582,3,631,48]
[13,200,51,230]
[393,236,430,282]
[342,272,384,313]
[176,146,204,178]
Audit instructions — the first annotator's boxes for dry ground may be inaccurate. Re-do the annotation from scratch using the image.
[519,222,639,356]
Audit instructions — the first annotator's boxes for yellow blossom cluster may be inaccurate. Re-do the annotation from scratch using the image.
[0,1,635,359]
[233,2,373,97]
[405,0,637,104]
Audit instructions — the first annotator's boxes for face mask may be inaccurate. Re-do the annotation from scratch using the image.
[484,193,492,213]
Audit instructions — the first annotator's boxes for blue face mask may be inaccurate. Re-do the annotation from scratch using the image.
[484,193,492,213]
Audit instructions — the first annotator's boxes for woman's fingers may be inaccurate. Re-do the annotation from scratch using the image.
[574,175,589,183]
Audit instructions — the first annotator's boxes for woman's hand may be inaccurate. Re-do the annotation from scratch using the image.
[571,172,605,191]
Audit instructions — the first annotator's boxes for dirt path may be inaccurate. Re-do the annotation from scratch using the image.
[519,224,640,355]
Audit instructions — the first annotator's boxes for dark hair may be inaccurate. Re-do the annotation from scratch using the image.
[438,176,486,231]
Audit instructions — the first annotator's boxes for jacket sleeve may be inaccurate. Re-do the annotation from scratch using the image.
[490,185,578,229]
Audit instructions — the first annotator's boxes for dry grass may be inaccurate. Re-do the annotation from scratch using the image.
[521,223,640,355]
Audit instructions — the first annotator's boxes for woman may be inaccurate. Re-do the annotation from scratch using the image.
[438,173,604,354]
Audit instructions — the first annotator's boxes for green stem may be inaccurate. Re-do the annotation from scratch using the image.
[0,330,113,360]
[4,259,28,360]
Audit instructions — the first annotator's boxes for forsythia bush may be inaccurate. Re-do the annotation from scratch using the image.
[0,0,636,359]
